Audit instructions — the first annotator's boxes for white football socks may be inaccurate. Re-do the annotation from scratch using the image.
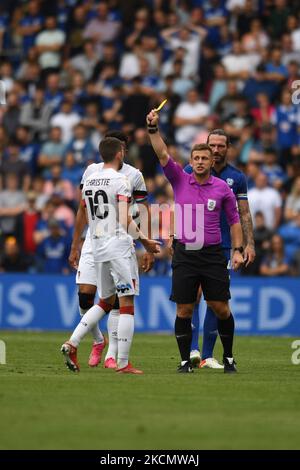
[79,307,104,345]
[117,314,134,369]
[71,305,107,348]
[105,309,120,360]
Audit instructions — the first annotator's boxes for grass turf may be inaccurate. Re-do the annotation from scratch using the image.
[0,332,299,450]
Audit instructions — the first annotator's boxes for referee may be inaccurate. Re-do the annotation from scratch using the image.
[146,109,244,373]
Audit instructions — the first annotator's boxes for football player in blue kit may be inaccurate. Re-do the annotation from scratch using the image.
[184,129,255,368]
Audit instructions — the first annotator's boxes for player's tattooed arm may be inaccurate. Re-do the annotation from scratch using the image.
[237,199,255,267]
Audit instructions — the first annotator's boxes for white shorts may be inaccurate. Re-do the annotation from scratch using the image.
[95,254,139,299]
[76,251,97,286]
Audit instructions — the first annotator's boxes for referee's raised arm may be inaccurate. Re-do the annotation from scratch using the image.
[146,109,169,167]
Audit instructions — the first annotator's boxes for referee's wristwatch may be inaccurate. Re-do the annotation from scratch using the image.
[233,246,244,254]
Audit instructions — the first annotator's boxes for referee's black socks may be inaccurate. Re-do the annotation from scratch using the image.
[217,313,235,358]
[175,316,192,362]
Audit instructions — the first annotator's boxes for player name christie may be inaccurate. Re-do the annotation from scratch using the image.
[86,178,111,186]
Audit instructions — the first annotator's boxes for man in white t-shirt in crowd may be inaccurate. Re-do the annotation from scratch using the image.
[61,137,160,374]
[248,172,282,230]
[173,88,210,159]
[35,16,65,70]
[50,100,81,144]
[69,131,154,369]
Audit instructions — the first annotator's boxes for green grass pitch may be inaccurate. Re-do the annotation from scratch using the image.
[0,332,299,450]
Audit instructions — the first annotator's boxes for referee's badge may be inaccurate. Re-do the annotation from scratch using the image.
[207,199,216,211]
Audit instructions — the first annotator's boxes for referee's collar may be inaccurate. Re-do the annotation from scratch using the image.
[189,174,214,186]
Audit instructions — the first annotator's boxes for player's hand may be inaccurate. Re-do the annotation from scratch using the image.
[143,238,162,254]
[167,237,174,257]
[69,246,79,270]
[142,252,155,272]
[232,252,244,271]
[146,109,159,127]
[243,244,256,267]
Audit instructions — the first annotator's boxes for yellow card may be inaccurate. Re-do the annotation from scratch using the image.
[154,99,168,112]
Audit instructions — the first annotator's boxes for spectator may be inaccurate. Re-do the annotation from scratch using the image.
[284,176,300,222]
[37,217,71,274]
[50,99,81,144]
[122,77,151,132]
[281,33,300,67]
[0,236,31,273]
[161,23,206,78]
[215,80,244,121]
[261,148,287,190]
[38,126,65,175]
[242,211,273,275]
[127,128,159,180]
[19,87,52,142]
[0,173,26,243]
[278,211,300,262]
[0,140,31,191]
[33,200,66,245]
[50,191,75,228]
[243,64,280,108]
[92,41,119,81]
[70,39,99,81]
[221,40,259,80]
[241,18,269,53]
[15,125,39,176]
[83,2,121,56]
[209,63,228,111]
[2,91,21,139]
[16,0,43,56]
[251,93,275,134]
[81,101,104,151]
[271,87,299,168]
[0,61,15,93]
[44,165,76,203]
[248,172,282,229]
[44,72,64,112]
[64,123,95,169]
[173,88,209,158]
[35,16,66,72]
[260,234,289,276]
[66,4,88,57]
[15,190,40,256]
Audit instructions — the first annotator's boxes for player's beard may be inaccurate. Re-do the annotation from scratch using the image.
[213,153,226,165]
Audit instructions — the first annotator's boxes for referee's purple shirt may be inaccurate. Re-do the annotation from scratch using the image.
[163,157,240,246]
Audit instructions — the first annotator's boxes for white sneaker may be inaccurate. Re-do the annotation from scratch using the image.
[200,358,224,369]
[190,350,201,367]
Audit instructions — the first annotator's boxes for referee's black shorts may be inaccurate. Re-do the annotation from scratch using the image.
[170,241,230,304]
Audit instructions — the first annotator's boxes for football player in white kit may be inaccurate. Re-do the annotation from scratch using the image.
[61,137,160,374]
[69,131,154,368]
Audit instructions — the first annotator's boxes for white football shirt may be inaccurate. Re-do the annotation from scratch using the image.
[80,162,147,256]
[82,167,133,262]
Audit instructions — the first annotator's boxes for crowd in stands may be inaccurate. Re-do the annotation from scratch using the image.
[0,0,300,276]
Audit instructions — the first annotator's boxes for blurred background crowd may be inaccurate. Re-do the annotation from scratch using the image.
[0,0,300,277]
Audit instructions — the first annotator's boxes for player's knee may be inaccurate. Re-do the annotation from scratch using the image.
[207,301,229,319]
[78,292,95,310]
[177,304,194,318]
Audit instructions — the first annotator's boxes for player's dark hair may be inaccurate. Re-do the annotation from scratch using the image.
[191,143,213,157]
[105,130,129,148]
[99,137,123,162]
[207,129,230,146]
